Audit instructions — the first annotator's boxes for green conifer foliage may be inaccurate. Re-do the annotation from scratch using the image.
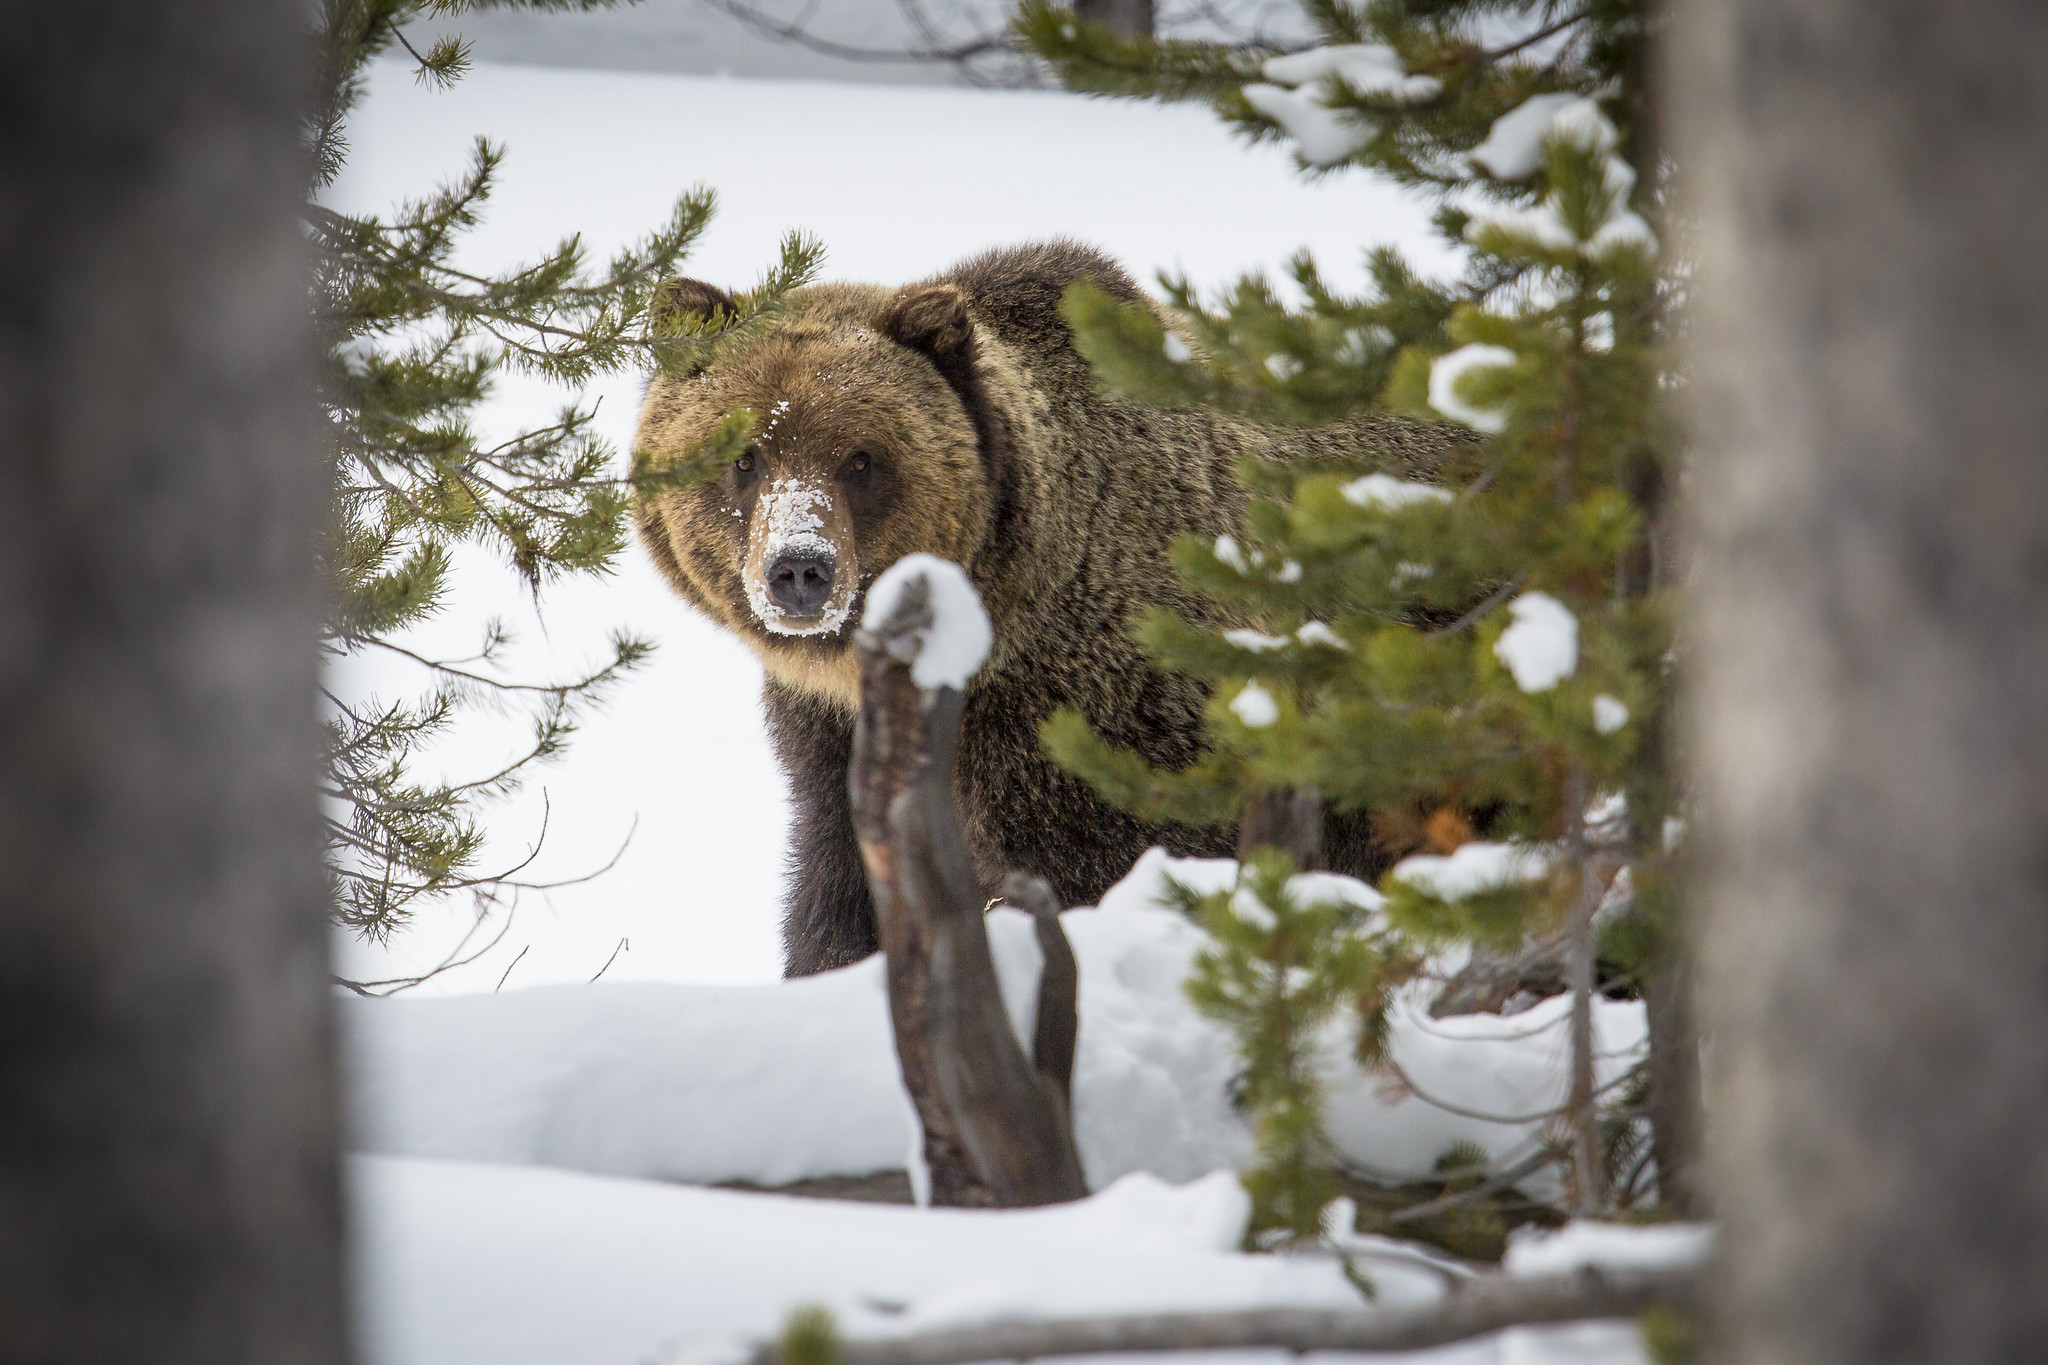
[1023,0,1687,1232]
[312,1,820,951]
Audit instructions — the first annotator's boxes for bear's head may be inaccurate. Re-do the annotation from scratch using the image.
[633,278,1015,711]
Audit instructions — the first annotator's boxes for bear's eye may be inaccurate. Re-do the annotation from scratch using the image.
[845,451,871,475]
[734,451,756,475]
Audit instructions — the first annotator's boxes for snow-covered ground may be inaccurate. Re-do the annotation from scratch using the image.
[345,851,1662,1364]
[354,1155,1693,1365]
[325,58,1455,994]
[346,850,1647,1194]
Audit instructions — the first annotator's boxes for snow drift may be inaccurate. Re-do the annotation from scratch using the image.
[346,848,1647,1193]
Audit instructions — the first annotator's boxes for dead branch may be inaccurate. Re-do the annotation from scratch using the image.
[851,570,1087,1208]
[747,1263,1698,1365]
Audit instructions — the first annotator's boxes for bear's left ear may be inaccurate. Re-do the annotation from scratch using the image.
[654,277,740,330]
[877,284,977,374]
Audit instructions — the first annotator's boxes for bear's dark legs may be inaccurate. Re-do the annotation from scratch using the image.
[1322,804,1391,883]
[762,680,878,977]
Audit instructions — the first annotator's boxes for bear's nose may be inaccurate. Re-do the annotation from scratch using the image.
[765,551,836,616]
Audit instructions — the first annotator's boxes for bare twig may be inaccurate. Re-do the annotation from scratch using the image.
[740,1264,1698,1365]
[494,943,531,992]
[334,896,519,996]
[700,0,1013,65]
[1427,576,1523,638]
[1378,1149,1559,1227]
[588,937,629,983]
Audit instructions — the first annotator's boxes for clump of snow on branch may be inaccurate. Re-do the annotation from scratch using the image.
[1494,591,1579,692]
[1390,840,1551,902]
[1343,472,1453,510]
[1467,93,1599,179]
[1241,44,1440,168]
[1221,625,1352,654]
[1428,343,1516,433]
[1261,43,1443,99]
[1230,680,1279,727]
[1464,97,1657,257]
[863,553,991,690]
[1295,621,1347,650]
[1592,694,1630,734]
[1504,1220,1716,1278]
[1213,534,1301,583]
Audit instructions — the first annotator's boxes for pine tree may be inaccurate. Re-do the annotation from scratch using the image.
[1019,0,1696,1234]
[310,1,818,953]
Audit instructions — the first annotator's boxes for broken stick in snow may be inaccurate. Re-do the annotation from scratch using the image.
[850,560,1087,1208]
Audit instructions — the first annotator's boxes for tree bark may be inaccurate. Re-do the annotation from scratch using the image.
[851,572,1087,1208]
[1000,870,1080,1105]
[1074,0,1155,41]
[1562,771,1604,1218]
[1639,923,1703,1218]
[1238,786,1323,868]
[1673,2,2048,1359]
[0,5,343,1364]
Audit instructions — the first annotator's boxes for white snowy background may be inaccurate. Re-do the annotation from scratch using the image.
[327,32,1692,1365]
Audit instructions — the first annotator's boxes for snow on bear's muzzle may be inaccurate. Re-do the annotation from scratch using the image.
[744,477,858,636]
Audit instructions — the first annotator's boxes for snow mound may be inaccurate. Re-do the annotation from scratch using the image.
[352,1154,1662,1365]
[357,1155,1593,1365]
[863,553,991,690]
[1496,591,1580,691]
[347,847,1647,1196]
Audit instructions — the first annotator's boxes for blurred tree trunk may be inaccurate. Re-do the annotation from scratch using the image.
[0,5,345,1364]
[1074,0,1154,40]
[1675,3,2048,1361]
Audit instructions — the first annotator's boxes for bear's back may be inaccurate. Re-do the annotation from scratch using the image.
[938,241,1148,401]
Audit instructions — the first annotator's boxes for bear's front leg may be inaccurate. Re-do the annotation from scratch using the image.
[762,679,879,976]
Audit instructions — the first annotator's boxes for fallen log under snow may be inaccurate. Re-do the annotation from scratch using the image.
[750,1264,1700,1365]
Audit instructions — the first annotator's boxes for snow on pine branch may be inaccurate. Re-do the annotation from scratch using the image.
[1391,841,1552,902]
[1242,44,1440,168]
[1464,98,1656,257]
[1428,343,1517,433]
[1494,591,1579,692]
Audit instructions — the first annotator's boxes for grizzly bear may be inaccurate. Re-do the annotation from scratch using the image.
[633,241,1455,976]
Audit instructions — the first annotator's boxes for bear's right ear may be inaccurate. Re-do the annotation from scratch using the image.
[652,277,740,331]
[877,284,977,374]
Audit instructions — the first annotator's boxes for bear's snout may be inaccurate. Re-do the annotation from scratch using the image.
[766,550,835,616]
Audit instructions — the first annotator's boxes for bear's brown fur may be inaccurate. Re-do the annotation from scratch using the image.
[634,241,1458,976]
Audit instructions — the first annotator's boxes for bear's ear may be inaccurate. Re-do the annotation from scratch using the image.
[877,284,976,372]
[652,277,740,331]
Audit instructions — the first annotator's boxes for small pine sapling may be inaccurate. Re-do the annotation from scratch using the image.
[1166,854,1419,1244]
